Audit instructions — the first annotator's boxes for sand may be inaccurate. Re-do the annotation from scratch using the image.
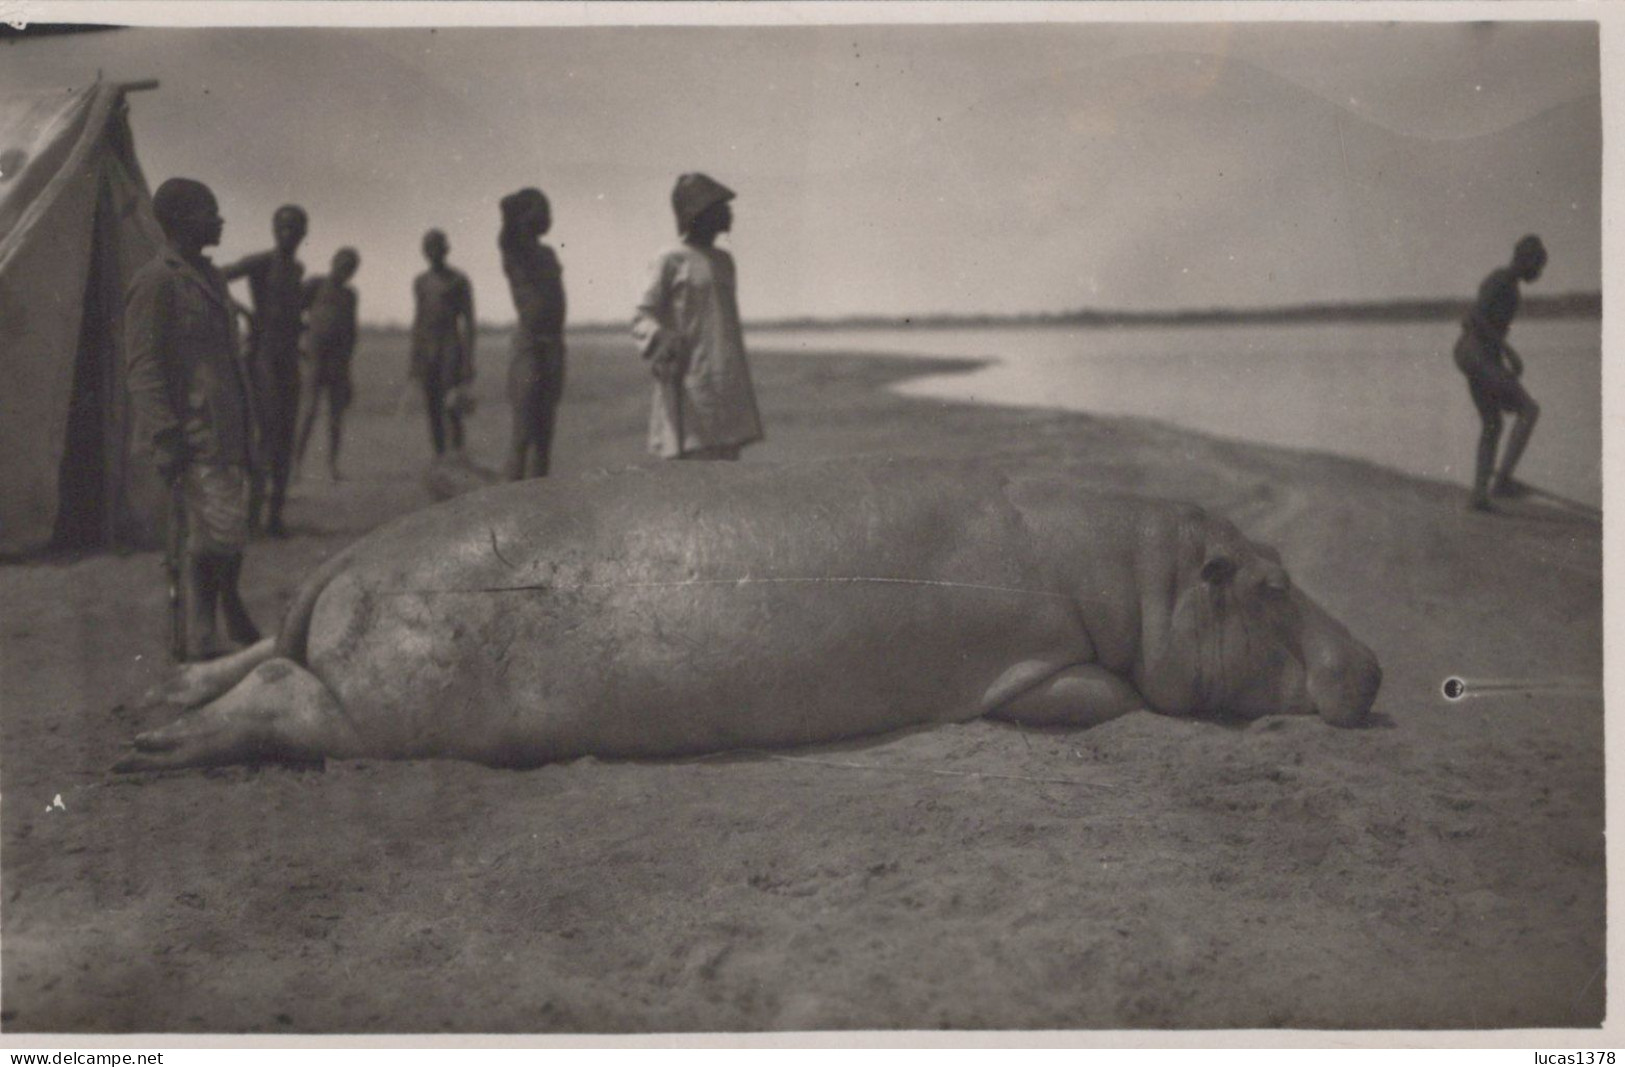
[0,331,1603,1034]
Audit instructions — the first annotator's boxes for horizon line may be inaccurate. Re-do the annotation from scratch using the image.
[353,290,1604,334]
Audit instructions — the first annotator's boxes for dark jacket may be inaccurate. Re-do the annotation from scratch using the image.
[124,246,255,470]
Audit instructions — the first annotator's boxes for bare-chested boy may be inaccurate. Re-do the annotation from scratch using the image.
[411,229,477,460]
[499,188,567,479]
[223,204,308,537]
[295,247,361,481]
[1453,234,1547,511]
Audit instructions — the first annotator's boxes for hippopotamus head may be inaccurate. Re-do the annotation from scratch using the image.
[1135,509,1382,727]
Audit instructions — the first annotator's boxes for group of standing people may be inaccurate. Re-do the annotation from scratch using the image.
[406,171,764,476]
[124,183,367,660]
[484,171,766,472]
[124,170,764,662]
[218,204,362,537]
[123,160,1547,666]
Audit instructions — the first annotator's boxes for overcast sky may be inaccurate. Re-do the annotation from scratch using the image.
[1,14,1602,326]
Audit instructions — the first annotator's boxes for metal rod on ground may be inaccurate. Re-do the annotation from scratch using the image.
[1442,676,1598,701]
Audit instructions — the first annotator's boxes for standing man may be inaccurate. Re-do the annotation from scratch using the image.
[411,228,477,462]
[632,173,763,461]
[498,189,566,479]
[294,247,362,481]
[224,204,308,537]
[1453,234,1547,511]
[124,178,260,661]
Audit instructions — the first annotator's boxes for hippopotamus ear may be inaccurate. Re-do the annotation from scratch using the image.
[1200,556,1237,586]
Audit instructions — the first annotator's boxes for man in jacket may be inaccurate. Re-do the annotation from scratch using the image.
[125,177,260,660]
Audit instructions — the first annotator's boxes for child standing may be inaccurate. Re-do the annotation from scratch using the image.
[1453,235,1547,511]
[411,229,477,461]
[631,173,762,461]
[499,189,567,479]
[223,204,308,537]
[295,247,361,481]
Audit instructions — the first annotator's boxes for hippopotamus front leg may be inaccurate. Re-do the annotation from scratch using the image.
[981,660,1146,728]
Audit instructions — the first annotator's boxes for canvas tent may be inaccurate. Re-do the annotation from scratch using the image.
[0,81,167,555]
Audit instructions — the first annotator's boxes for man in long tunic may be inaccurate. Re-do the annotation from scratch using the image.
[223,204,308,537]
[411,229,477,460]
[1452,234,1547,511]
[632,173,763,461]
[125,178,260,660]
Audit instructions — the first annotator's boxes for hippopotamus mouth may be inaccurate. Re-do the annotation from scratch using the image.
[1203,640,1380,727]
[1306,637,1384,727]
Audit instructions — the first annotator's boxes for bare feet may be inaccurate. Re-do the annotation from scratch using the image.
[1492,477,1533,499]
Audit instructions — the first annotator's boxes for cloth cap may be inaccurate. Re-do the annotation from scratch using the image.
[671,173,735,235]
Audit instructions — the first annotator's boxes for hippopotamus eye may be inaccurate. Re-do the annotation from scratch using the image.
[1261,572,1291,597]
[1200,557,1237,586]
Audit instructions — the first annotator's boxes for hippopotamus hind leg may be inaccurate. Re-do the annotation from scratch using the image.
[983,660,1146,728]
[138,637,278,710]
[113,658,360,773]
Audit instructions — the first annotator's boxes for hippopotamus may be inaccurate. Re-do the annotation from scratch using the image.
[115,458,1382,772]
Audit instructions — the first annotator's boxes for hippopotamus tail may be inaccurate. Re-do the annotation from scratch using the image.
[275,539,369,664]
[115,542,372,773]
[134,541,368,716]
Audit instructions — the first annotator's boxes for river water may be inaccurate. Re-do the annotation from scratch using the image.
[750,319,1603,508]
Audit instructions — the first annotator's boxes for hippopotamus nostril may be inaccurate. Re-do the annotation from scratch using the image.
[1310,642,1383,727]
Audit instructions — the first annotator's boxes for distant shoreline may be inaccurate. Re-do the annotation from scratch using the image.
[737,291,1603,332]
[365,290,1601,336]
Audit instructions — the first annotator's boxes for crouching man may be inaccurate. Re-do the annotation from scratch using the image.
[125,177,260,661]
